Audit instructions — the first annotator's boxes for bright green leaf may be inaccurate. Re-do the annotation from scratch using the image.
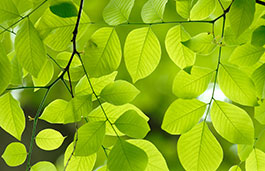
[108,139,148,171]
[124,27,161,82]
[0,93,25,140]
[103,0,135,25]
[75,121,105,156]
[238,144,253,161]
[218,64,257,106]
[228,0,255,37]
[165,25,195,69]
[1,142,27,167]
[172,66,214,98]
[30,161,57,171]
[246,148,265,171]
[251,26,265,47]
[229,44,265,66]
[50,1,78,18]
[255,101,265,125]
[115,110,150,138]
[190,0,216,20]
[64,142,96,171]
[100,80,140,105]
[141,0,168,23]
[229,165,242,171]
[176,0,194,19]
[182,32,217,55]
[0,44,12,94]
[127,139,169,171]
[10,55,23,85]
[35,129,65,151]
[252,63,265,99]
[224,27,252,46]
[0,0,20,24]
[211,100,254,144]
[177,122,223,171]
[15,18,47,77]
[83,27,121,77]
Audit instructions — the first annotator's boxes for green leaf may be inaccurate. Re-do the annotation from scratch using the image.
[100,80,140,105]
[64,142,96,171]
[36,8,90,51]
[255,101,265,125]
[238,144,253,161]
[115,110,150,138]
[124,27,161,82]
[211,100,254,144]
[75,71,117,97]
[141,0,168,23]
[35,129,65,151]
[224,27,252,46]
[127,139,169,171]
[0,44,12,94]
[251,26,265,47]
[10,55,23,85]
[0,0,20,24]
[87,102,149,136]
[83,27,121,77]
[182,32,217,55]
[55,52,81,68]
[15,19,47,77]
[1,142,27,167]
[30,161,57,171]
[103,0,135,25]
[172,66,214,98]
[50,1,78,18]
[177,122,223,171]
[165,25,195,69]
[175,0,194,19]
[108,139,148,171]
[40,95,92,124]
[229,44,265,66]
[246,148,265,171]
[252,63,265,99]
[0,93,25,140]
[227,0,255,37]
[229,165,242,171]
[75,121,105,156]
[190,0,216,20]
[162,99,206,135]
[218,64,257,106]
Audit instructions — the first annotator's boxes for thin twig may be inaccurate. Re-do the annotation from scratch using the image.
[256,0,265,6]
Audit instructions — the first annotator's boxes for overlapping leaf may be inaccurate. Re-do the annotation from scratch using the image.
[0,0,20,24]
[175,0,194,19]
[141,0,168,23]
[190,0,216,20]
[0,44,12,94]
[246,148,265,171]
[252,64,265,100]
[31,161,57,171]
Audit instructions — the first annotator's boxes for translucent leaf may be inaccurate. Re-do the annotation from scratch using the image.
[0,93,25,140]
[182,32,217,55]
[100,80,140,105]
[252,64,265,99]
[177,122,223,171]
[246,148,265,171]
[229,165,242,171]
[55,52,81,68]
[251,26,265,47]
[30,161,57,171]
[0,0,20,24]
[10,55,23,85]
[1,142,27,167]
[36,8,90,51]
[190,0,216,20]
[238,144,252,161]
[35,129,65,151]
[103,0,135,25]
[83,27,121,77]
[175,0,194,19]
[211,100,254,144]
[108,139,148,171]
[227,0,255,37]
[229,44,265,66]
[0,44,12,94]
[124,27,161,82]
[172,66,214,98]
[15,19,47,77]
[218,64,257,106]
[64,142,96,171]
[87,102,149,136]
[224,27,251,46]
[75,71,117,97]
[141,0,168,23]
[165,25,195,69]
[50,1,78,18]
[40,95,92,124]
[12,0,32,14]
[75,121,105,156]
[162,99,206,134]
[115,110,150,138]
[255,101,265,125]
[127,139,169,171]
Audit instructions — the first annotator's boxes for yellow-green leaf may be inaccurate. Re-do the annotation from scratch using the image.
[190,0,216,20]
[246,148,265,171]
[0,43,12,94]
[141,0,168,23]
[176,0,194,19]
[0,0,20,24]
[30,161,57,171]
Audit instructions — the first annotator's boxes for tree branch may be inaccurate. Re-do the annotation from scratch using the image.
[256,0,265,6]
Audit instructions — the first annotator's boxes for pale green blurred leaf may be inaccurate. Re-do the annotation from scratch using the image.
[255,101,265,125]
[252,63,265,99]
[229,165,241,171]
[0,44,12,94]
[30,161,57,171]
